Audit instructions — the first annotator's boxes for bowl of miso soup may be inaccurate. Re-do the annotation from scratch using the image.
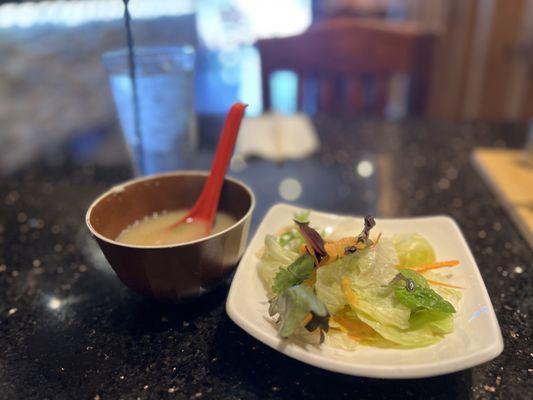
[86,171,255,302]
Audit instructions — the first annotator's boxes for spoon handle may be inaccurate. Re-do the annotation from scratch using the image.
[184,102,247,227]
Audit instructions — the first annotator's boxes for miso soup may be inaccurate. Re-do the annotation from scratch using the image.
[116,210,236,246]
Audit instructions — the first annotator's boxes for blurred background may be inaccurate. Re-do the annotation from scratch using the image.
[0,0,532,173]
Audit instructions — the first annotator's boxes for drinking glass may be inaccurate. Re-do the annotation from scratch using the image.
[103,46,196,175]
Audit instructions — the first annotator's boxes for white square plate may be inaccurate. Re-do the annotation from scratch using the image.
[226,203,503,379]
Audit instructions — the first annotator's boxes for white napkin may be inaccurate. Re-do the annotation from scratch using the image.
[234,113,320,161]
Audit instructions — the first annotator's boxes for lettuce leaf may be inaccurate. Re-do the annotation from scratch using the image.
[393,233,436,267]
[356,311,442,348]
[409,310,454,334]
[432,285,463,310]
[324,329,359,350]
[269,285,329,338]
[357,238,399,287]
[315,278,344,315]
[315,239,400,315]
[272,253,315,294]
[258,235,299,293]
[315,253,358,314]
[350,286,412,329]
[394,269,456,314]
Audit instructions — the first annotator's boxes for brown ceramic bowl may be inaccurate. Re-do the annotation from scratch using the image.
[85,171,255,302]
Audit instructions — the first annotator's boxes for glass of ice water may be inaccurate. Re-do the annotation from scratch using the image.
[103,46,196,175]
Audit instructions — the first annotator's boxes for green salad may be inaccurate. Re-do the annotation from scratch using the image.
[258,212,462,349]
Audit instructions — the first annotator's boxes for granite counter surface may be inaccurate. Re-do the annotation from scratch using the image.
[0,118,530,399]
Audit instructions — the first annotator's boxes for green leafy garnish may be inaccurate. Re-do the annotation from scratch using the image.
[269,285,329,338]
[394,269,456,314]
[272,253,315,294]
[397,269,428,288]
[275,211,310,251]
[278,228,304,249]
[293,210,310,223]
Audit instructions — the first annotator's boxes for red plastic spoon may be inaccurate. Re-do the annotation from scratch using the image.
[169,102,247,234]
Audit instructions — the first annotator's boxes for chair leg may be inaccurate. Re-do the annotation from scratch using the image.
[346,76,364,115]
[297,72,305,113]
[261,66,271,113]
[374,75,389,116]
[318,77,335,114]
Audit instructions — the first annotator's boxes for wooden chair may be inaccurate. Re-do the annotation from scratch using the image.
[257,18,437,116]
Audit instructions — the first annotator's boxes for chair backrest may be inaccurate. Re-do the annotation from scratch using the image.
[256,18,437,116]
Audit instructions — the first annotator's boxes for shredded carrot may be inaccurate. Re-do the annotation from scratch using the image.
[371,232,382,248]
[414,260,460,272]
[341,276,358,305]
[332,316,375,339]
[324,237,357,261]
[301,313,313,326]
[333,316,367,332]
[426,278,464,289]
[397,260,460,273]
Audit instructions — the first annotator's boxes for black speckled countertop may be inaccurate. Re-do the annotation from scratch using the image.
[0,118,531,400]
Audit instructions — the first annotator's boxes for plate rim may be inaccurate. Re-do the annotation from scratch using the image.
[226,203,504,379]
